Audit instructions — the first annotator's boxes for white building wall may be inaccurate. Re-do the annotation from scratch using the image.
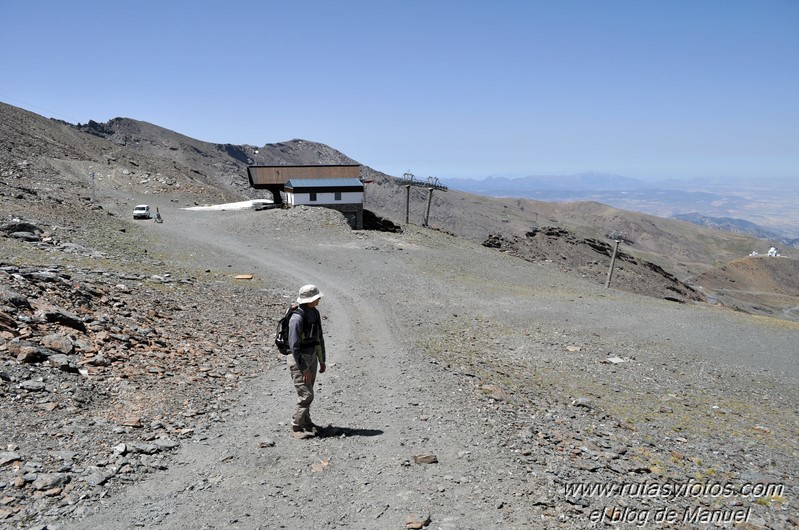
[287,191,363,206]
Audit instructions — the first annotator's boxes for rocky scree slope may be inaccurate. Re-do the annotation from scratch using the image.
[0,209,289,526]
[76,116,364,202]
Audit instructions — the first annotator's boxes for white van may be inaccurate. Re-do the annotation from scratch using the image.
[133,205,151,219]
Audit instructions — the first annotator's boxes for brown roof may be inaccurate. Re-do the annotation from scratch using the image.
[247,164,360,188]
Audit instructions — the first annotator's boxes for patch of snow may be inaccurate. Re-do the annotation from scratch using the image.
[182,200,272,211]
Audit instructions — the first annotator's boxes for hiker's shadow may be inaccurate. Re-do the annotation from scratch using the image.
[317,426,383,438]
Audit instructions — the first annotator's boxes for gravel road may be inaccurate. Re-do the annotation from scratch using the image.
[62,205,798,529]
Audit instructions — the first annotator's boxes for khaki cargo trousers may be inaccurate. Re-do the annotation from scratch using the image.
[287,353,318,430]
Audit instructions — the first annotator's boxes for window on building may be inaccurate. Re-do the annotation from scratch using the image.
[309,192,317,202]
[334,191,342,201]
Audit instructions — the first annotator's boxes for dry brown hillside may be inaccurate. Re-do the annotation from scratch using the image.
[698,256,799,296]
[363,177,796,316]
[694,255,799,319]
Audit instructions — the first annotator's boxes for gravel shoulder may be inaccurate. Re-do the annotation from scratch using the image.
[54,206,798,530]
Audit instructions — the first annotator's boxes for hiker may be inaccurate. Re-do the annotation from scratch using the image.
[287,284,327,439]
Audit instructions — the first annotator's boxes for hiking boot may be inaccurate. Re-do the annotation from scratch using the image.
[305,423,322,435]
[291,429,313,440]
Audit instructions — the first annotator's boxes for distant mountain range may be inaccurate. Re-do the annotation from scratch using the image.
[444,172,642,194]
[673,213,799,247]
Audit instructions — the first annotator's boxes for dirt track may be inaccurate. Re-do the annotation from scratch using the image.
[57,205,798,529]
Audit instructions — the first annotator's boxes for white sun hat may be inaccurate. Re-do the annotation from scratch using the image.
[297,284,324,304]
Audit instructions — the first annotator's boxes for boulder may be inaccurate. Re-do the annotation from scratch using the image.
[9,232,41,242]
[7,340,56,363]
[0,221,40,234]
[41,333,74,354]
[0,288,30,309]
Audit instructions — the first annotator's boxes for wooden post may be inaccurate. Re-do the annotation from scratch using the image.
[423,187,434,227]
[605,239,620,288]
[404,185,411,224]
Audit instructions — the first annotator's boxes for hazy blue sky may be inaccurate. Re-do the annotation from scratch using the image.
[2,1,797,181]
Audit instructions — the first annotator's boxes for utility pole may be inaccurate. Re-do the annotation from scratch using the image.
[605,239,621,288]
[423,187,434,227]
[90,171,96,203]
[404,185,411,224]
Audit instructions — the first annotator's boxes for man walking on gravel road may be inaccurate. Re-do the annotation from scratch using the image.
[287,284,327,439]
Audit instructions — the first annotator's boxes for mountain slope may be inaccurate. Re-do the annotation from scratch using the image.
[693,255,799,319]
[2,100,795,318]
[78,117,360,199]
[362,181,783,280]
